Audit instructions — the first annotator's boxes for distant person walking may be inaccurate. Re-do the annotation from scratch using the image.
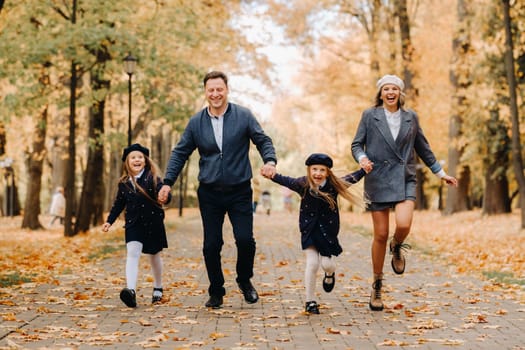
[351,74,458,311]
[158,71,277,309]
[261,190,271,215]
[49,186,65,226]
[266,153,367,314]
[102,143,171,308]
[282,187,294,213]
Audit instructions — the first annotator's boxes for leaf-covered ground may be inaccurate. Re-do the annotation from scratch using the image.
[344,209,525,287]
[0,208,524,349]
[0,208,523,292]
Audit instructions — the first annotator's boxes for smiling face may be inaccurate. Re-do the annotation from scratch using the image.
[380,83,401,112]
[205,77,229,116]
[308,164,329,187]
[126,150,146,176]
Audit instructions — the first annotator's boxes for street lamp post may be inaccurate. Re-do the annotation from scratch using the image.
[123,54,137,146]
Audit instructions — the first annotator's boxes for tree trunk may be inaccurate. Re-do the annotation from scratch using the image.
[21,105,48,230]
[0,122,5,155]
[385,3,397,73]
[502,0,525,227]
[75,62,108,233]
[343,0,383,82]
[369,0,382,79]
[483,174,510,214]
[455,166,471,210]
[0,119,21,217]
[64,1,78,237]
[445,0,472,215]
[0,121,6,216]
[395,0,417,100]
[49,143,67,191]
[105,148,121,212]
[394,0,425,209]
[482,106,511,215]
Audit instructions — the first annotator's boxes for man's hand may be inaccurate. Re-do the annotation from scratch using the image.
[102,223,111,232]
[158,185,171,204]
[260,162,276,179]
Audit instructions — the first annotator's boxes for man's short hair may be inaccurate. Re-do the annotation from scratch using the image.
[203,71,228,87]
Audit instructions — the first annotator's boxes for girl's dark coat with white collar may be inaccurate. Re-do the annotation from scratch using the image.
[271,169,365,257]
[106,169,171,255]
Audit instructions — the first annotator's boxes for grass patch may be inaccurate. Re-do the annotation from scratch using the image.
[88,244,123,261]
[482,271,525,286]
[61,267,73,275]
[0,272,34,287]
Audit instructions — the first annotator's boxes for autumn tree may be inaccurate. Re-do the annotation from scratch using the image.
[64,0,78,237]
[481,106,511,214]
[445,0,473,214]
[75,46,111,233]
[501,0,525,227]
[340,0,384,81]
[391,0,430,209]
[2,0,274,234]
[0,4,61,226]
[21,69,50,230]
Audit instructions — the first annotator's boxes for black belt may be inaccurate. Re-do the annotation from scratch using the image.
[200,181,250,192]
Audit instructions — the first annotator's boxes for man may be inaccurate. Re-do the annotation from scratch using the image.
[158,71,277,308]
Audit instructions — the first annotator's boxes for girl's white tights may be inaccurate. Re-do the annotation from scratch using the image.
[304,247,336,301]
[126,241,163,291]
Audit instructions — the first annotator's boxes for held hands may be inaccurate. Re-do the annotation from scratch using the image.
[102,222,111,232]
[158,185,171,204]
[359,157,374,174]
[260,162,276,179]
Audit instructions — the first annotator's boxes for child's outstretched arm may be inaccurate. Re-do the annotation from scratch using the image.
[270,173,306,194]
[343,168,367,184]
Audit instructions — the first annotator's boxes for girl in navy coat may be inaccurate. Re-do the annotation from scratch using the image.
[269,153,366,314]
[103,143,171,308]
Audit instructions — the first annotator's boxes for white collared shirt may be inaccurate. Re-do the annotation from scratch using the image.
[208,107,224,151]
[384,109,401,140]
[129,169,145,189]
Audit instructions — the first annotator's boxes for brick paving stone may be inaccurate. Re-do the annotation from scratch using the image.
[1,209,524,350]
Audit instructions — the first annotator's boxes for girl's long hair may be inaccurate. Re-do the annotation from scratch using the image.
[120,155,162,203]
[306,167,364,210]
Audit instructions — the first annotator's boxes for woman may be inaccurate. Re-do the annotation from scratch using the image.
[351,74,458,311]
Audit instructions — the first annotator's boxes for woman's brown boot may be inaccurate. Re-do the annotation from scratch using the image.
[369,274,384,311]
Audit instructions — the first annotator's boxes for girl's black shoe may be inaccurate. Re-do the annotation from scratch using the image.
[120,288,137,308]
[305,300,320,314]
[322,273,335,293]
[152,287,163,304]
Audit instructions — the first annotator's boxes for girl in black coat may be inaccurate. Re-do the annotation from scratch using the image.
[269,153,366,314]
[103,143,171,308]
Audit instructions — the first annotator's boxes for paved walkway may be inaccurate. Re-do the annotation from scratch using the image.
[1,209,524,349]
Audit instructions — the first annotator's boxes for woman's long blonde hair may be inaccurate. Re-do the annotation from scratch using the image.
[305,166,363,210]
